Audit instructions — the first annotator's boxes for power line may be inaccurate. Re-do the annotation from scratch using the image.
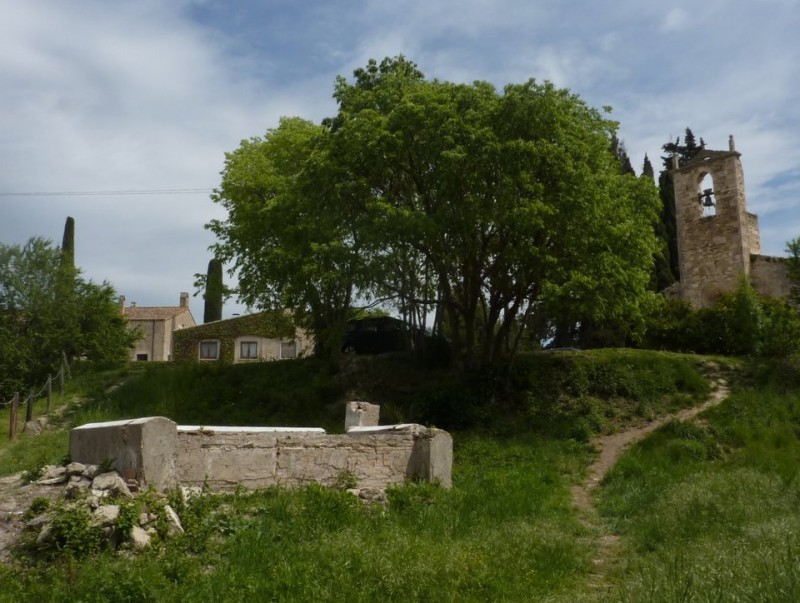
[0,188,213,198]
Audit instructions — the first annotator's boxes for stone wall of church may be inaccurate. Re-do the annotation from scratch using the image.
[750,255,792,299]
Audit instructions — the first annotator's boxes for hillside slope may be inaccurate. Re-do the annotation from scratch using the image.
[4,351,800,601]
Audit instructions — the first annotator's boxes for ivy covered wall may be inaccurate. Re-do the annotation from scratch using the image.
[172,311,298,363]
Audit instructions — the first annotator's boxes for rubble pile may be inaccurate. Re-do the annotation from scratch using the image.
[21,463,184,556]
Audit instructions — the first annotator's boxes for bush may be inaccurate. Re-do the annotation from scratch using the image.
[760,297,800,358]
[43,504,106,559]
[644,279,800,358]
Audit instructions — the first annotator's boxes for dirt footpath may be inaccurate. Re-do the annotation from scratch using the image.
[0,473,64,563]
[571,375,730,512]
[571,371,731,593]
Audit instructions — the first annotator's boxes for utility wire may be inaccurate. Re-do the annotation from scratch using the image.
[0,188,213,198]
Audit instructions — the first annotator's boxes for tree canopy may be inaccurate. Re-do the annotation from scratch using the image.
[0,237,135,399]
[208,56,660,368]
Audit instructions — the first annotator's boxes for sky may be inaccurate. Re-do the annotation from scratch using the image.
[1,0,799,319]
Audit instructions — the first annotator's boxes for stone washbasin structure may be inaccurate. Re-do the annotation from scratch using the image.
[69,402,452,492]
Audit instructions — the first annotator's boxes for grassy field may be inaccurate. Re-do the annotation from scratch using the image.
[595,360,800,602]
[2,351,798,601]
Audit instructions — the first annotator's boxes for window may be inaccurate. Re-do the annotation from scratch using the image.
[199,340,219,360]
[280,340,297,359]
[240,341,258,359]
[136,353,148,361]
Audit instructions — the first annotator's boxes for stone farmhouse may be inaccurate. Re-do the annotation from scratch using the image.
[667,136,791,307]
[172,311,314,363]
[120,293,196,362]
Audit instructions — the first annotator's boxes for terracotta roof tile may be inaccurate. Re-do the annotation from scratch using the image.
[125,306,191,321]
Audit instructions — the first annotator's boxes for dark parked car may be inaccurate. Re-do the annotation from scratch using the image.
[341,317,409,355]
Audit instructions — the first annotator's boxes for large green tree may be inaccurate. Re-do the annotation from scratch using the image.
[0,237,134,399]
[208,57,660,368]
[207,117,374,355]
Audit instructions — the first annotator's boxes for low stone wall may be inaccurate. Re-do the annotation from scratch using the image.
[69,405,452,492]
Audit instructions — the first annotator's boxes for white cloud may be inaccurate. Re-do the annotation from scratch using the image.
[2,0,800,312]
[661,8,690,32]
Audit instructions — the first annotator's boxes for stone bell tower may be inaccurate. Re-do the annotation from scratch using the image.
[671,136,761,307]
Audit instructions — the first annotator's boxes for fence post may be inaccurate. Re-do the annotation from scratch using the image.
[47,375,52,413]
[26,389,34,423]
[59,365,65,396]
[9,392,18,441]
[62,351,71,380]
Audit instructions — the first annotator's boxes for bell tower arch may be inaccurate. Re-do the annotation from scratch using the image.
[671,136,760,307]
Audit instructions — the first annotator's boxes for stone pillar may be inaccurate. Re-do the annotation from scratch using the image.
[345,401,380,431]
[410,429,453,488]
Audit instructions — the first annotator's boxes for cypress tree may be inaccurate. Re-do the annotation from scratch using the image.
[642,154,654,181]
[56,216,79,363]
[203,258,223,323]
[61,216,75,268]
[611,135,635,175]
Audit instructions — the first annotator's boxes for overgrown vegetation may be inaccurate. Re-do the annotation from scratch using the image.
[595,359,800,601]
[643,279,800,358]
[3,350,800,601]
[171,311,296,363]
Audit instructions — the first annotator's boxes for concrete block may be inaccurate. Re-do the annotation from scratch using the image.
[70,417,177,491]
[345,401,380,431]
[410,429,453,488]
[72,415,453,493]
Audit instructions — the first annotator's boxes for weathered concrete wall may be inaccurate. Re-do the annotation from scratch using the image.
[751,255,792,299]
[69,412,453,492]
[70,417,176,490]
[746,213,761,255]
[174,424,451,490]
[128,320,158,361]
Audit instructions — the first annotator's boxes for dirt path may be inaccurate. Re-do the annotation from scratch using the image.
[572,374,729,512]
[571,370,730,590]
[0,473,65,563]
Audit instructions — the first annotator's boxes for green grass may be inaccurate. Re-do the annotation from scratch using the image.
[11,349,797,601]
[594,359,800,601]
[76,359,346,430]
[0,364,142,475]
[0,435,593,602]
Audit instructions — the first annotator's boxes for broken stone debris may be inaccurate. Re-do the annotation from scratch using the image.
[23,464,182,553]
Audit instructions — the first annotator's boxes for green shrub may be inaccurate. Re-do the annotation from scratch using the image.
[44,504,106,559]
[641,297,696,351]
[644,279,800,359]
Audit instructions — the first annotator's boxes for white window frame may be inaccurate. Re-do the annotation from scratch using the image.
[199,340,220,360]
[240,340,258,360]
[280,339,297,359]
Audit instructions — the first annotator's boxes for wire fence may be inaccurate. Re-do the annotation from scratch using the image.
[2,357,69,441]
